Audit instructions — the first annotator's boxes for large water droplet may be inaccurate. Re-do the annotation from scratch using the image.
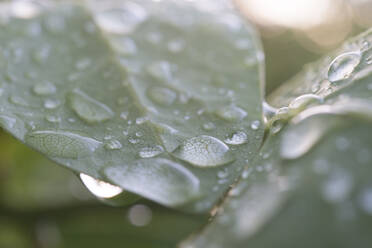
[25,130,101,158]
[215,105,247,121]
[172,135,235,167]
[224,131,247,145]
[80,173,123,198]
[33,82,56,96]
[147,86,177,106]
[104,158,200,206]
[95,2,147,34]
[139,145,164,158]
[68,89,114,124]
[328,51,361,83]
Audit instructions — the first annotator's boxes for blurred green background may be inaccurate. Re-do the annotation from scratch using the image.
[1,0,371,247]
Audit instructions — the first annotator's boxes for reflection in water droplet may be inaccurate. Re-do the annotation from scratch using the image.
[80,173,123,198]
[68,89,114,124]
[128,204,152,227]
[104,139,122,150]
[26,130,101,158]
[96,2,147,34]
[216,105,247,121]
[224,131,247,145]
[139,145,164,158]
[172,135,235,167]
[147,86,177,105]
[328,51,361,83]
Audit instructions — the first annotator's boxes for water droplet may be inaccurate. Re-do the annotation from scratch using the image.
[75,58,91,71]
[45,115,61,123]
[262,101,277,124]
[95,2,147,34]
[136,117,147,125]
[146,61,173,82]
[215,105,247,121]
[43,99,60,109]
[250,120,260,130]
[217,168,229,179]
[147,86,177,105]
[167,39,185,53]
[33,82,56,96]
[80,173,123,198]
[9,95,28,106]
[68,89,114,124]
[128,204,152,227]
[139,145,164,158]
[271,120,284,134]
[288,94,323,110]
[104,139,122,150]
[202,122,216,131]
[224,131,247,145]
[328,51,361,83]
[120,111,129,120]
[172,135,235,167]
[104,158,200,206]
[25,130,101,158]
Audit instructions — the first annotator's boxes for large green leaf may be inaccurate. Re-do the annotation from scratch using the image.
[0,1,264,212]
[183,29,372,247]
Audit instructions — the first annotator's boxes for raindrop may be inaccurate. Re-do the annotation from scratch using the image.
[44,99,60,109]
[33,82,56,96]
[95,2,147,34]
[172,135,235,167]
[262,101,277,124]
[147,86,177,106]
[215,105,247,121]
[139,145,164,158]
[327,51,361,83]
[45,115,61,123]
[104,139,122,150]
[250,120,260,130]
[68,89,114,124]
[202,122,216,131]
[80,173,123,198]
[25,130,101,158]
[224,131,247,145]
[146,61,173,82]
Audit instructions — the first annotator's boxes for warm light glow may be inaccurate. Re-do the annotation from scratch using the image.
[80,173,123,199]
[235,0,333,29]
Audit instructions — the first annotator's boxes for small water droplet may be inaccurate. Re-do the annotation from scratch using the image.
[172,135,235,167]
[358,187,372,215]
[146,61,173,82]
[45,115,61,123]
[25,130,101,158]
[136,117,147,125]
[33,82,57,96]
[224,131,247,145]
[262,101,277,124]
[9,95,28,106]
[104,139,122,150]
[202,122,216,131]
[44,99,60,109]
[322,170,353,203]
[95,2,147,34]
[139,145,164,158]
[80,173,123,198]
[217,168,229,179]
[271,120,284,134]
[68,89,114,124]
[328,51,361,83]
[250,120,260,130]
[147,86,177,105]
[215,105,247,121]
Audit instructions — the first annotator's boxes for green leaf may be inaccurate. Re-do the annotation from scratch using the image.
[183,29,372,247]
[0,1,264,212]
